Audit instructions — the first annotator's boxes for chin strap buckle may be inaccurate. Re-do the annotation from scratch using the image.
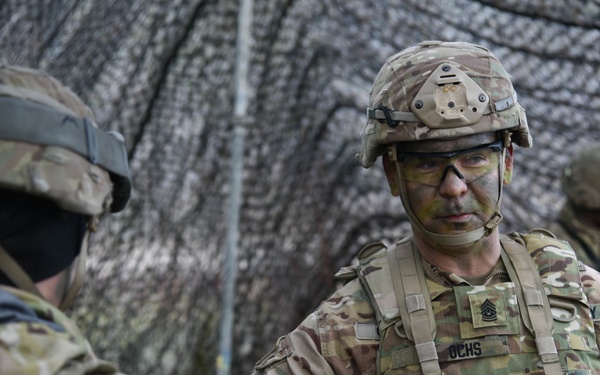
[484,211,503,236]
[503,130,512,148]
[388,145,398,162]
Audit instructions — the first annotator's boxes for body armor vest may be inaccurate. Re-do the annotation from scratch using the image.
[352,231,600,374]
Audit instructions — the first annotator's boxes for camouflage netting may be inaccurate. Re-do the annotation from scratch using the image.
[1,0,600,374]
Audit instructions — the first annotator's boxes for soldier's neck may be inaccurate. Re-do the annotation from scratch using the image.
[413,230,502,278]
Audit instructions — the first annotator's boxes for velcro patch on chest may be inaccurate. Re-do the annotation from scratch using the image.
[391,336,511,368]
[454,284,519,339]
[438,336,510,362]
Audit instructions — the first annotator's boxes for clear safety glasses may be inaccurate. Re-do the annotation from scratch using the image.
[397,140,504,187]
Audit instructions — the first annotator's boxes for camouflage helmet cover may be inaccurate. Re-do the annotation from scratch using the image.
[358,41,532,168]
[561,142,600,210]
[0,65,130,216]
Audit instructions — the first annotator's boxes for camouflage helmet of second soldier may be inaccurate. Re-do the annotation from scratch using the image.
[561,142,600,210]
[358,41,531,246]
[0,64,131,309]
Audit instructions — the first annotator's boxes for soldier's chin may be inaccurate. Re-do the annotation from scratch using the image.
[431,222,475,234]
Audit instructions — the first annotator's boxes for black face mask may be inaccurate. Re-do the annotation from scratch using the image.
[0,189,87,285]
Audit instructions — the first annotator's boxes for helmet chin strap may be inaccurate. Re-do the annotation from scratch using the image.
[391,147,506,247]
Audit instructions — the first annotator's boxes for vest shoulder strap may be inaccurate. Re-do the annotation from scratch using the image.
[385,237,441,374]
[501,233,562,375]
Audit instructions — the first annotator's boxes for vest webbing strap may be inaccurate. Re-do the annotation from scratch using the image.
[0,243,43,299]
[386,238,441,375]
[500,237,563,375]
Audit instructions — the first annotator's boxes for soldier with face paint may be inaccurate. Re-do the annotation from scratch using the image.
[252,41,600,374]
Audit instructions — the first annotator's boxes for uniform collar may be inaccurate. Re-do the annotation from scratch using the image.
[422,258,509,287]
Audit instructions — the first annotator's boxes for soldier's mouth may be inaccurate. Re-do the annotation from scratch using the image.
[440,213,472,222]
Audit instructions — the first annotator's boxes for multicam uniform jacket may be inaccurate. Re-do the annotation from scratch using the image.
[252,232,600,374]
[548,203,600,270]
[0,286,125,375]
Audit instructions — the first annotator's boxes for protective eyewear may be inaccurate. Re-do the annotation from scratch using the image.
[397,140,504,187]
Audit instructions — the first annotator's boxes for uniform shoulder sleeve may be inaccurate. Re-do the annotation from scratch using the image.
[317,278,379,374]
[252,279,378,375]
[252,312,336,375]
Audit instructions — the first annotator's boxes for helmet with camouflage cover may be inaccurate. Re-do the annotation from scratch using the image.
[358,41,531,246]
[0,64,131,309]
[358,40,531,168]
[0,65,130,217]
[561,142,600,210]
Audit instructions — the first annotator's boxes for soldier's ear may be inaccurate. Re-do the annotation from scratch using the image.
[382,155,400,196]
[503,145,514,185]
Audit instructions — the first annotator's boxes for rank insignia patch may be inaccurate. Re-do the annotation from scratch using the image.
[454,284,518,338]
[480,298,497,322]
[468,292,507,328]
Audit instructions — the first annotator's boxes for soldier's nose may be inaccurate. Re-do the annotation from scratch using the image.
[439,165,468,197]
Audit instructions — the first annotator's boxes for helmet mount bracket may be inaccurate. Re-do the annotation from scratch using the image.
[412,63,489,129]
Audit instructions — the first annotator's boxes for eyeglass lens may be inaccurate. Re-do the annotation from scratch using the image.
[398,142,502,187]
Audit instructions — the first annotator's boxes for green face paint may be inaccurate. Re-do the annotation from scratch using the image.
[405,162,500,235]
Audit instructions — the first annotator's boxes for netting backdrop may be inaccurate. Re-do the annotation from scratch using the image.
[1,0,600,373]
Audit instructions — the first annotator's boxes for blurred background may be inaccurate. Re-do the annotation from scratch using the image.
[1,0,600,373]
